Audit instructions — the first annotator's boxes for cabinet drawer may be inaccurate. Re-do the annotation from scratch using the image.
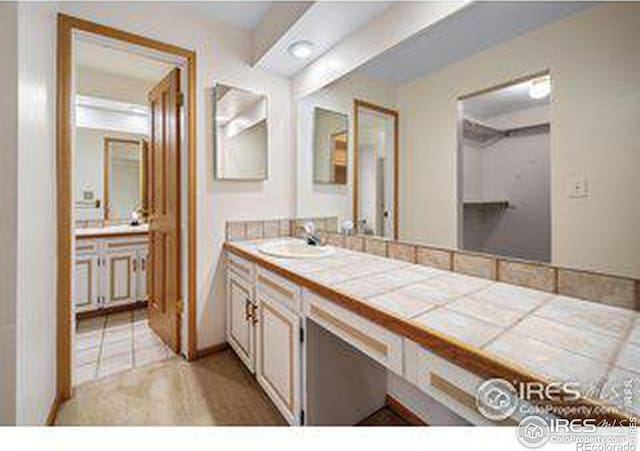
[256,267,301,313]
[75,240,99,254]
[227,253,255,283]
[104,236,148,251]
[304,290,403,375]
[404,340,531,425]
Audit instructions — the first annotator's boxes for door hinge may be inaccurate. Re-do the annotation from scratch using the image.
[177,298,184,314]
[177,92,185,107]
[299,409,305,425]
[299,326,304,343]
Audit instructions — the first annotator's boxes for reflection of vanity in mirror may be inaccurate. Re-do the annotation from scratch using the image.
[223,3,640,427]
[214,84,268,180]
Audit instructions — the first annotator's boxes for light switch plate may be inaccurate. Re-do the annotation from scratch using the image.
[567,175,588,198]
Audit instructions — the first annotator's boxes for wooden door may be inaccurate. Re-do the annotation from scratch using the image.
[147,68,181,352]
[226,272,255,372]
[256,292,301,425]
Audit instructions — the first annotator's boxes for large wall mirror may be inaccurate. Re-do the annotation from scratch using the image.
[214,84,268,180]
[313,107,348,185]
[104,138,147,220]
[295,3,640,281]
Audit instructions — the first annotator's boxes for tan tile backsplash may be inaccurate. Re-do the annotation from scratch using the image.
[245,221,264,240]
[498,260,556,293]
[262,220,280,239]
[388,242,416,263]
[558,269,637,310]
[326,232,345,247]
[416,246,453,271]
[344,235,365,252]
[278,219,292,237]
[364,237,388,257]
[225,219,640,311]
[453,252,497,280]
[226,222,246,242]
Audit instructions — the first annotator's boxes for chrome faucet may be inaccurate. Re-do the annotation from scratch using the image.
[302,221,324,246]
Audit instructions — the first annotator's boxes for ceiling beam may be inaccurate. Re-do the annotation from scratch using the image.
[292,1,472,99]
[252,1,314,66]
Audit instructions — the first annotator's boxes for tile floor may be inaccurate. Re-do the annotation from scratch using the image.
[75,309,172,385]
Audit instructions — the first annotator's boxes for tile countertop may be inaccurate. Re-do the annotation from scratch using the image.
[75,223,149,239]
[225,238,640,421]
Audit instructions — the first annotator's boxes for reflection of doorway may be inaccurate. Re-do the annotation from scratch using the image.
[458,72,551,262]
[103,137,146,221]
[353,100,399,239]
[57,14,197,402]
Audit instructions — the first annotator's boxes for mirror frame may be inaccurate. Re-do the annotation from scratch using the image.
[312,106,349,185]
[353,99,400,240]
[213,83,269,181]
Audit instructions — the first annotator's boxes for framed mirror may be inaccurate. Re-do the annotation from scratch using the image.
[104,137,147,220]
[313,107,348,185]
[214,84,268,180]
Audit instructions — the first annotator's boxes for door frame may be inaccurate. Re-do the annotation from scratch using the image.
[56,13,198,402]
[352,99,399,240]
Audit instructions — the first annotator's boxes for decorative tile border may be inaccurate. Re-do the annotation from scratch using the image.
[453,252,497,280]
[558,269,636,310]
[364,237,388,257]
[497,259,556,293]
[416,246,453,271]
[387,242,416,263]
[225,217,338,242]
[225,220,640,311]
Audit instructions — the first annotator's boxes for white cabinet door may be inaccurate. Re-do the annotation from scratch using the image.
[136,248,149,301]
[74,254,99,312]
[104,250,137,307]
[256,291,301,425]
[226,271,255,372]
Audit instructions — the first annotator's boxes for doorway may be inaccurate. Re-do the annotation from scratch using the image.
[353,100,399,239]
[57,14,197,401]
[458,73,551,262]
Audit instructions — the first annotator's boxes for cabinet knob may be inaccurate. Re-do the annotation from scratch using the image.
[251,302,259,325]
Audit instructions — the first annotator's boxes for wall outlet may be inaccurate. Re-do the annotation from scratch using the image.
[567,175,588,198]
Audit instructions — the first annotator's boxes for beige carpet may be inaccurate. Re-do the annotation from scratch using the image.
[56,350,287,426]
[56,349,411,426]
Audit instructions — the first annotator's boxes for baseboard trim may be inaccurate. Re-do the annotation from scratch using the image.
[46,396,61,426]
[386,394,428,426]
[76,301,147,320]
[196,342,229,359]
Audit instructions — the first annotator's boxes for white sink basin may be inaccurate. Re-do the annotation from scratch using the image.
[258,239,335,259]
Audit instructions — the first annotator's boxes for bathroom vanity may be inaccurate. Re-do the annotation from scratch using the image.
[74,224,149,314]
[225,238,639,426]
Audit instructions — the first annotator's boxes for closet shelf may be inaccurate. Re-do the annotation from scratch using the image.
[463,200,509,209]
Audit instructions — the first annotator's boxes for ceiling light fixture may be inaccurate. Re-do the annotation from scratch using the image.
[529,76,551,99]
[288,40,314,59]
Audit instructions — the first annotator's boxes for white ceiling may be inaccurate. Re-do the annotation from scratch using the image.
[358,1,593,84]
[187,1,273,30]
[74,39,172,82]
[462,77,551,119]
[257,1,391,78]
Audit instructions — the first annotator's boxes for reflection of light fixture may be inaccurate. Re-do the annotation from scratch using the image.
[529,76,551,99]
[288,40,314,59]
[129,106,147,115]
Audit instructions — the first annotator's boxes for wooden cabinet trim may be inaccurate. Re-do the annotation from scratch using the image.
[224,242,632,423]
[109,255,132,301]
[258,274,295,300]
[309,304,388,357]
[259,300,294,412]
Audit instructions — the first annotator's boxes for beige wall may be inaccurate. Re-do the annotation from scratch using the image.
[76,66,154,105]
[398,3,640,278]
[0,1,18,426]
